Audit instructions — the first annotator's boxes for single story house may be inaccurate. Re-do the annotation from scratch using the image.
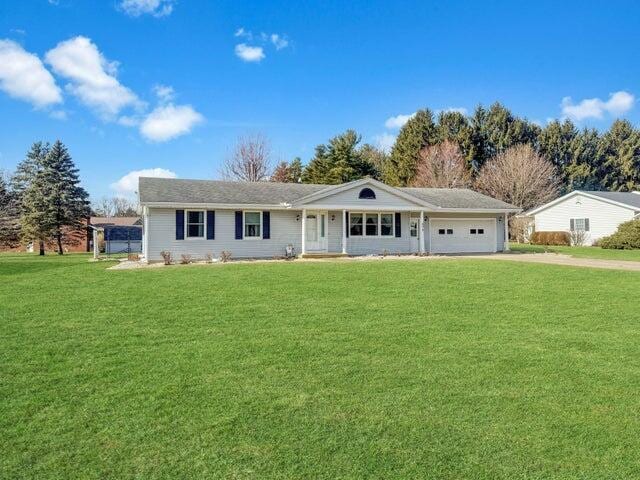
[138,177,519,262]
[525,190,640,245]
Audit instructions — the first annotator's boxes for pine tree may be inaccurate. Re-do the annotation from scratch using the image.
[383,109,437,186]
[302,130,376,184]
[21,140,90,255]
[271,157,303,183]
[598,120,640,191]
[435,111,474,170]
[537,120,577,189]
[0,172,20,248]
[566,128,601,191]
[482,102,539,163]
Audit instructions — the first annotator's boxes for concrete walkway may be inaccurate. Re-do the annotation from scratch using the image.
[459,252,640,272]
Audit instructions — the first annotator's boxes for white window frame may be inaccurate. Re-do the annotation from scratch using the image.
[185,209,205,239]
[243,210,262,239]
[573,218,587,232]
[349,212,395,238]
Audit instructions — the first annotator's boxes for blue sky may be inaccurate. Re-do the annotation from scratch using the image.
[0,0,639,200]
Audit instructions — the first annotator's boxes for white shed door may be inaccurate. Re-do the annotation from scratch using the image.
[430,219,496,254]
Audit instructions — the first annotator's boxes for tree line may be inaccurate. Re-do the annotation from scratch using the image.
[225,102,640,209]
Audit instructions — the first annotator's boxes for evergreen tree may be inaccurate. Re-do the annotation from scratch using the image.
[435,111,474,170]
[537,120,578,189]
[383,109,437,185]
[21,140,90,255]
[482,102,539,163]
[302,130,376,184]
[566,128,601,191]
[598,120,640,191]
[271,157,303,183]
[358,144,388,179]
[0,172,20,248]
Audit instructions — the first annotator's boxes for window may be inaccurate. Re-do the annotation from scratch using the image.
[366,214,378,236]
[410,221,418,237]
[186,210,204,238]
[470,228,477,234]
[478,228,484,235]
[438,229,446,235]
[350,212,394,236]
[244,211,261,238]
[380,214,393,236]
[447,229,453,235]
[572,218,589,232]
[350,213,363,236]
[358,188,376,199]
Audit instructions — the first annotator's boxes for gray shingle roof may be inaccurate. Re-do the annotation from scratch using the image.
[587,191,640,209]
[139,177,518,210]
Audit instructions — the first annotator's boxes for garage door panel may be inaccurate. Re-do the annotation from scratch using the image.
[430,219,496,253]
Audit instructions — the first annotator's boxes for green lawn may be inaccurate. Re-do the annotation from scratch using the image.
[2,254,640,479]
[511,242,640,261]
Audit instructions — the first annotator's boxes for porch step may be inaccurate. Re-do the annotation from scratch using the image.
[300,252,348,259]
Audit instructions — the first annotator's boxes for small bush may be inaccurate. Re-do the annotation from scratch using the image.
[204,253,214,263]
[530,231,570,246]
[599,219,640,250]
[219,251,232,263]
[569,229,588,246]
[160,250,172,265]
[180,254,192,265]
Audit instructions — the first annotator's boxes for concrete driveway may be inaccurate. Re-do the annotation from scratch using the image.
[459,252,640,272]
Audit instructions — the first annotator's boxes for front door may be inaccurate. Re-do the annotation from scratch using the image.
[305,211,328,252]
[410,217,420,253]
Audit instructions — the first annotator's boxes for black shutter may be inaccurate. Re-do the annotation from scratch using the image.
[345,211,349,238]
[176,210,184,240]
[263,211,270,239]
[570,219,575,231]
[584,218,590,231]
[235,211,243,239]
[395,212,401,237]
[207,211,215,239]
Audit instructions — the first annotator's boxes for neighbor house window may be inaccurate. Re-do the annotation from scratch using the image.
[446,229,453,235]
[244,211,261,238]
[365,214,378,236]
[438,229,445,235]
[186,210,205,238]
[350,213,363,236]
[380,214,393,236]
[571,218,589,232]
[470,228,477,234]
[478,228,484,234]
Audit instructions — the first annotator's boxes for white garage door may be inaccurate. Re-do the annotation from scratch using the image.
[430,218,496,254]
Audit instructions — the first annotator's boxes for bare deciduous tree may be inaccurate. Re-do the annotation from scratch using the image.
[410,140,471,188]
[222,134,272,182]
[475,144,560,211]
[92,196,138,217]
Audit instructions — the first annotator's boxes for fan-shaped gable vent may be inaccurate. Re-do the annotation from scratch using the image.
[359,187,376,199]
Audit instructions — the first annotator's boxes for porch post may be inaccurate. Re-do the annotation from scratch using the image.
[301,209,307,255]
[504,213,510,251]
[419,211,425,254]
[342,210,347,254]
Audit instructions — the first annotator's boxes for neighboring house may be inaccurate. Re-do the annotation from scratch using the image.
[90,217,142,254]
[138,177,519,262]
[526,191,640,245]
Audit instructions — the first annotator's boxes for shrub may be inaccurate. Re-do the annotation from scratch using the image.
[160,250,172,265]
[569,229,588,246]
[180,254,192,264]
[599,219,640,250]
[204,253,214,263]
[219,251,232,263]
[530,231,570,246]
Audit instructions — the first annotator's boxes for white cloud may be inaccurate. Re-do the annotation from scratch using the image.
[45,36,140,118]
[270,34,289,50]
[438,106,468,115]
[375,132,396,152]
[110,167,177,197]
[234,27,250,39]
[49,109,67,120]
[0,39,62,108]
[385,113,415,129]
[561,90,635,121]
[234,43,265,62]
[139,103,204,142]
[119,0,174,17]
[153,84,174,102]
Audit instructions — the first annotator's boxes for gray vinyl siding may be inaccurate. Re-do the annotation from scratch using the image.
[310,185,422,208]
[145,208,301,261]
[345,212,412,254]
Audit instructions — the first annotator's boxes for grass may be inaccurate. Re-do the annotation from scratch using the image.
[511,242,640,261]
[2,253,640,479]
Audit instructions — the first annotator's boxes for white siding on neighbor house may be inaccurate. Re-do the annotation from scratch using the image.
[146,208,302,261]
[534,194,638,244]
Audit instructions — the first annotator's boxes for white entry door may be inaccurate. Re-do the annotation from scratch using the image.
[305,211,328,251]
[409,217,420,253]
